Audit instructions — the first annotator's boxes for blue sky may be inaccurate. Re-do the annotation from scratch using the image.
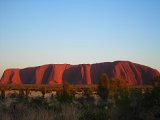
[0,0,160,77]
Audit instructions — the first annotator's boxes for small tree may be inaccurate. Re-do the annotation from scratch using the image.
[0,89,6,99]
[110,78,127,92]
[19,89,25,98]
[56,82,73,103]
[84,87,93,97]
[153,76,160,87]
[25,87,30,98]
[98,73,110,100]
[41,87,46,98]
[70,89,76,97]
[63,82,71,94]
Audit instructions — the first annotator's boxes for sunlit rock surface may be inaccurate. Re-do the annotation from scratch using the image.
[0,61,159,85]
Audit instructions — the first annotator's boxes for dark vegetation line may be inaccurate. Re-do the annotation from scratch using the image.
[0,84,153,91]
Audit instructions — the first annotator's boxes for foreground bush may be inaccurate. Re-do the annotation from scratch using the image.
[0,100,79,120]
[98,73,110,100]
[29,97,49,109]
[56,92,73,103]
[0,83,160,120]
[79,104,108,120]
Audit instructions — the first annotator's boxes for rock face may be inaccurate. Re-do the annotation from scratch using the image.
[0,61,159,85]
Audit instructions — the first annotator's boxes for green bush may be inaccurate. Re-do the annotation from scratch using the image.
[29,97,49,109]
[9,92,19,98]
[98,73,110,100]
[0,94,3,101]
[98,87,109,100]
[79,104,108,120]
[56,92,73,103]
[0,89,5,100]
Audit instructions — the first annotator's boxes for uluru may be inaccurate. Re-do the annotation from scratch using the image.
[0,61,159,86]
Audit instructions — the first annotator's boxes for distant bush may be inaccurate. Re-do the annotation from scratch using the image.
[54,82,73,103]
[18,89,25,99]
[63,82,71,94]
[110,78,128,92]
[84,87,93,97]
[25,87,30,97]
[40,87,46,98]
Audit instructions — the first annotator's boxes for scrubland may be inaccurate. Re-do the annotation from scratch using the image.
[0,75,160,120]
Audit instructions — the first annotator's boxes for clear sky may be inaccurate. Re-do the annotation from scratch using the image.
[0,0,160,78]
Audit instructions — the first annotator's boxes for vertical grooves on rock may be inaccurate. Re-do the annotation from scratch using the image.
[42,65,53,84]
[0,61,159,85]
[9,71,14,84]
[129,63,142,85]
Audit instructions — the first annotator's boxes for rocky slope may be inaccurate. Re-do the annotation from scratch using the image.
[0,61,159,85]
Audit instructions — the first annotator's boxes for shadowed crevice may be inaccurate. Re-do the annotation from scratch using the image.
[42,65,53,84]
[62,65,83,84]
[20,67,37,84]
[9,71,14,84]
[90,62,114,84]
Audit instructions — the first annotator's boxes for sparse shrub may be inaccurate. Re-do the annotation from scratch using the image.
[153,76,160,87]
[84,87,93,97]
[141,87,160,110]
[55,82,73,103]
[25,87,30,98]
[63,82,71,94]
[79,104,108,120]
[40,87,46,98]
[110,78,128,91]
[0,89,6,100]
[9,92,19,98]
[29,97,49,109]
[56,92,73,103]
[18,89,25,99]
[82,88,95,104]
[0,82,159,120]
[134,87,160,120]
[110,78,129,102]
[70,89,76,97]
[56,89,63,94]
[110,90,133,120]
[98,73,110,100]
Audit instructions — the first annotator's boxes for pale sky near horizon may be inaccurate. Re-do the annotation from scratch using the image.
[0,0,160,78]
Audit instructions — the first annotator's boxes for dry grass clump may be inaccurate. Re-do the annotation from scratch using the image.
[0,102,79,120]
